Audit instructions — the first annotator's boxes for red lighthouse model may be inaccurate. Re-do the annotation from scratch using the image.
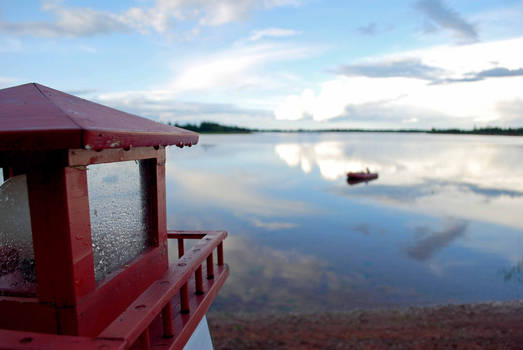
[0,83,228,349]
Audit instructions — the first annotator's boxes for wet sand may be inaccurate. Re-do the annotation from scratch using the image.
[208,301,523,349]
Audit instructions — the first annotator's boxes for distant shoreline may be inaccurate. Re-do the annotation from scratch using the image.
[169,122,523,136]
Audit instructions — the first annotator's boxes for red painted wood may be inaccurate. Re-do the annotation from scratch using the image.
[161,302,174,338]
[68,147,165,166]
[26,165,95,308]
[156,154,167,249]
[0,298,57,334]
[64,167,96,300]
[76,246,168,337]
[99,232,226,345]
[0,84,82,151]
[166,231,227,240]
[177,239,184,258]
[195,266,203,295]
[74,151,168,337]
[217,242,224,266]
[0,329,126,350]
[180,283,189,314]
[148,264,229,350]
[137,328,151,350]
[206,253,214,279]
[0,83,198,151]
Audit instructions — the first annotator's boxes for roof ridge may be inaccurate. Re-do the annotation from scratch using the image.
[33,83,85,146]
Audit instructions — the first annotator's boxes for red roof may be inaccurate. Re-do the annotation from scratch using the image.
[0,83,199,151]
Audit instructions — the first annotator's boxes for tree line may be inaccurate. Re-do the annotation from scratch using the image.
[167,121,523,136]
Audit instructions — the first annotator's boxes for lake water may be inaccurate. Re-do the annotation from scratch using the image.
[165,132,523,313]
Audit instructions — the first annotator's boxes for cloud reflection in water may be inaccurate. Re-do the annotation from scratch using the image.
[406,220,468,261]
[165,133,522,311]
[274,135,523,230]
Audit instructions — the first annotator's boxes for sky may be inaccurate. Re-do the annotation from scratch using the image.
[1,0,523,129]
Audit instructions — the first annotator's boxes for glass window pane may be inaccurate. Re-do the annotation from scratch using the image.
[0,174,37,296]
[88,160,150,282]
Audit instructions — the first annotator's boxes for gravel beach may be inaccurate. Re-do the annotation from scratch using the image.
[208,301,523,349]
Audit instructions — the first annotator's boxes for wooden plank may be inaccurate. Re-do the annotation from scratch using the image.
[26,166,96,308]
[98,232,226,345]
[167,231,227,240]
[76,246,168,337]
[150,264,229,350]
[155,152,167,248]
[68,147,164,166]
[0,329,126,350]
[0,298,57,334]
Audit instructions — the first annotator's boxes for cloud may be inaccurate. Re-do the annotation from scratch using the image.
[0,77,19,88]
[414,0,478,43]
[496,98,523,126]
[89,40,312,120]
[275,37,523,126]
[434,67,523,84]
[95,90,273,126]
[357,22,377,36]
[169,43,312,93]
[334,58,445,80]
[0,0,300,38]
[248,27,301,41]
[406,220,468,261]
[0,2,128,37]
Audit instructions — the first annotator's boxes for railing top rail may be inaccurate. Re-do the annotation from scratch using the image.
[99,230,227,345]
[167,230,227,240]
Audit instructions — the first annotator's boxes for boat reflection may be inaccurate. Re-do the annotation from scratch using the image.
[347,177,377,186]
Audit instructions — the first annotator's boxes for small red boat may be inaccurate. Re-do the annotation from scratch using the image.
[347,171,378,181]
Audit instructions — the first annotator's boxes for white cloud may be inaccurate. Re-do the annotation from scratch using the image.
[0,2,128,37]
[275,37,523,127]
[90,40,313,125]
[169,42,312,93]
[0,77,19,88]
[248,27,301,41]
[0,0,300,38]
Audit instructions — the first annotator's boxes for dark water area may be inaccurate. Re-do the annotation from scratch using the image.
[165,132,523,313]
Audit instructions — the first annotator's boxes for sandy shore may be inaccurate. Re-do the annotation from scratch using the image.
[208,301,523,349]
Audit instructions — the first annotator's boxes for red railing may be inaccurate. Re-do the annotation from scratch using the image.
[0,231,228,350]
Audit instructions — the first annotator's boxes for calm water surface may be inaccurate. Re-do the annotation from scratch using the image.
[165,132,523,312]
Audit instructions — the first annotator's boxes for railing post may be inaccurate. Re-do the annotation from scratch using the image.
[217,242,224,266]
[162,301,174,338]
[195,265,204,295]
[180,282,189,313]
[206,252,214,279]
[138,328,151,350]
[177,238,184,258]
